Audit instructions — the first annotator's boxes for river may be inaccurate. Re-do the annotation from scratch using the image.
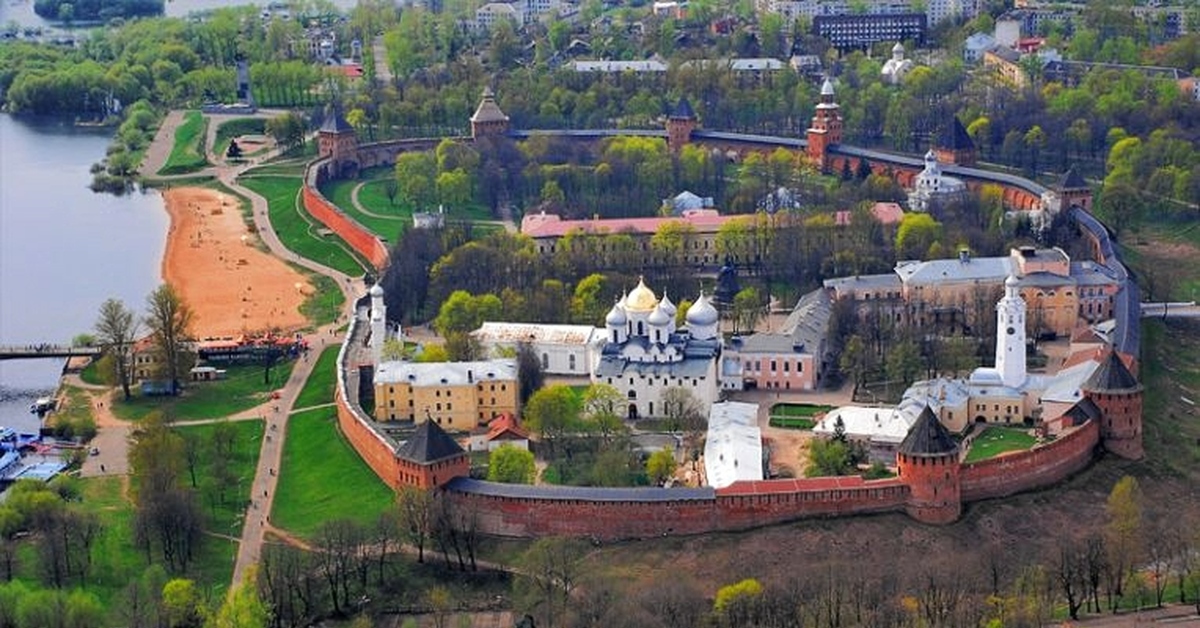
[0,0,363,29]
[0,115,167,433]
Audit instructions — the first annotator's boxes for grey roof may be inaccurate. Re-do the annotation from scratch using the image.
[375,359,517,386]
[1070,261,1120,286]
[895,256,1013,285]
[319,104,355,134]
[670,97,696,119]
[899,406,959,456]
[1058,167,1087,190]
[594,353,714,378]
[396,420,465,464]
[937,117,974,151]
[1063,397,1102,424]
[1017,271,1074,288]
[823,273,902,293]
[1082,351,1140,393]
[445,477,715,502]
[737,288,832,356]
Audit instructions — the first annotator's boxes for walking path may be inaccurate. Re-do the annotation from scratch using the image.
[103,109,366,589]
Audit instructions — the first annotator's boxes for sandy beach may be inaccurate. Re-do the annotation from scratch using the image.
[161,187,310,337]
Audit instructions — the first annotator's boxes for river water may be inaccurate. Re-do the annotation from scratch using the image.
[0,0,363,28]
[0,115,166,433]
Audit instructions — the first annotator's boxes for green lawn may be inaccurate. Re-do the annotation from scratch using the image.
[1139,319,1200,476]
[214,118,267,163]
[768,417,816,430]
[293,345,340,409]
[237,174,367,277]
[157,111,209,175]
[271,407,394,538]
[770,403,833,418]
[964,426,1038,462]
[173,419,265,535]
[299,271,346,327]
[111,361,295,422]
[320,176,409,242]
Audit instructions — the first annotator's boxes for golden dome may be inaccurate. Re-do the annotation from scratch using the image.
[625,277,659,312]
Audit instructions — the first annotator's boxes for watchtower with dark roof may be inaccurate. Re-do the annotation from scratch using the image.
[317,103,359,178]
[470,87,510,140]
[933,117,976,166]
[896,406,961,524]
[1082,350,1143,460]
[396,420,470,489]
[1055,167,1093,212]
[666,97,698,153]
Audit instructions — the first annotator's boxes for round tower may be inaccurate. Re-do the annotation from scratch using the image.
[897,406,961,525]
[1082,351,1144,460]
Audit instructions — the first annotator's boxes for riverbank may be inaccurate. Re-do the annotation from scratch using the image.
[161,186,310,337]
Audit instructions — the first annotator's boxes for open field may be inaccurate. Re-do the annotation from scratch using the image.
[319,171,409,242]
[963,426,1037,462]
[293,345,339,409]
[271,407,394,538]
[298,271,345,327]
[770,403,833,418]
[157,110,208,175]
[111,361,295,422]
[237,174,366,277]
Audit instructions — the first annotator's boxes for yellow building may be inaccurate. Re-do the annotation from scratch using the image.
[373,360,519,432]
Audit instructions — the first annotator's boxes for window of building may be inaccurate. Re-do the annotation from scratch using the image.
[542,353,549,369]
[569,354,576,370]
[784,362,790,372]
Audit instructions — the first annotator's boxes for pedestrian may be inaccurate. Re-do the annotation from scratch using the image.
[263,489,268,497]
[100,464,105,472]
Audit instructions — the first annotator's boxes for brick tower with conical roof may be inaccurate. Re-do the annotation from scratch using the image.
[470,87,510,140]
[1056,167,1093,212]
[666,97,697,153]
[897,406,962,524]
[934,117,976,166]
[1083,350,1143,460]
[317,103,359,178]
[806,77,842,169]
[396,419,470,489]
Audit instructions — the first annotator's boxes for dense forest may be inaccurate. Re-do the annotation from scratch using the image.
[33,0,163,22]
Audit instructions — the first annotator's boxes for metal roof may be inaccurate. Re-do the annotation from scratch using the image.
[374,359,517,386]
[446,477,715,501]
[396,420,465,464]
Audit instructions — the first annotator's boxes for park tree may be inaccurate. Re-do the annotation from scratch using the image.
[433,290,502,337]
[396,487,433,564]
[1105,475,1143,612]
[839,334,868,386]
[394,151,437,211]
[264,112,306,152]
[515,342,545,406]
[805,438,854,477]
[94,297,140,400]
[885,339,922,385]
[522,385,581,456]
[581,384,626,442]
[569,273,609,325]
[487,445,536,484]
[895,213,943,260]
[209,566,268,628]
[645,448,677,486]
[144,284,194,395]
[129,413,202,572]
[162,578,206,628]
[713,578,764,625]
[731,287,764,334]
[517,537,585,628]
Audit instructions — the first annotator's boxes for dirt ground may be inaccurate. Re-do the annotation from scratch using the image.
[162,187,310,338]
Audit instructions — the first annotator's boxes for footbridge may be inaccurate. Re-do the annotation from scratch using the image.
[0,345,102,361]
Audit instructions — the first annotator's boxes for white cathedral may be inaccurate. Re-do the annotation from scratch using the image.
[908,149,967,212]
[593,279,723,419]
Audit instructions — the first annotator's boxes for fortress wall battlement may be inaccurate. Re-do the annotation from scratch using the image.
[960,419,1099,502]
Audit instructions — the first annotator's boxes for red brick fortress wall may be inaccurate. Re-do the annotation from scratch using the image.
[959,419,1099,502]
[445,477,909,541]
[300,179,389,271]
[335,386,402,490]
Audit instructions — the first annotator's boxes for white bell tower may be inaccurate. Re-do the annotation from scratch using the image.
[994,274,1027,388]
[369,283,387,365]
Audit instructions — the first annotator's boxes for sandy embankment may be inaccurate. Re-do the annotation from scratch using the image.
[161,187,310,338]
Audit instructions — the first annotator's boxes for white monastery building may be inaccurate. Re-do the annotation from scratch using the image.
[472,322,607,376]
[704,401,764,489]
